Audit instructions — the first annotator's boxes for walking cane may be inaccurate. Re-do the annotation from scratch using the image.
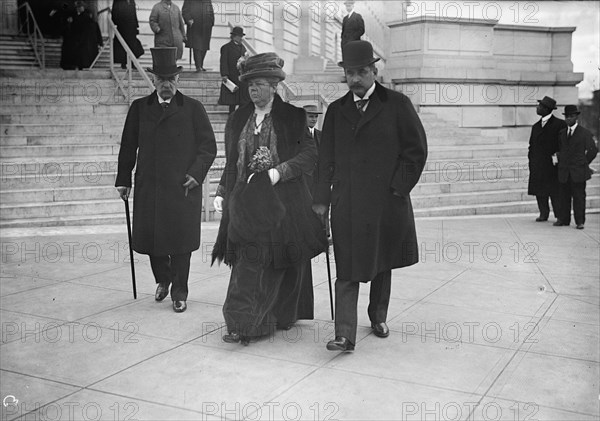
[324,219,334,320]
[123,197,137,299]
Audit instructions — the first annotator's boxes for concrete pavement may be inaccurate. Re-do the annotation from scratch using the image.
[1,213,598,420]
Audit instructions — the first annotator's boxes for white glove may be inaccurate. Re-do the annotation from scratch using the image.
[214,196,223,213]
[551,154,558,166]
[268,168,281,185]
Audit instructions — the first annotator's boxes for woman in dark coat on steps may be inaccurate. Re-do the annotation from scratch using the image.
[111,0,143,68]
[212,53,327,345]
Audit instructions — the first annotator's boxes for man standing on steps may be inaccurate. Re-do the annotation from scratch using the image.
[527,96,566,223]
[313,41,427,352]
[115,48,216,313]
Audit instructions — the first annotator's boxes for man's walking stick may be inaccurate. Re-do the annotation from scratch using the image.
[123,198,137,299]
[325,219,334,320]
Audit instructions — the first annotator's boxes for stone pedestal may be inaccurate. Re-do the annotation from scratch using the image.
[386,17,583,130]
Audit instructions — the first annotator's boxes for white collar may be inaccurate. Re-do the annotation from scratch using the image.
[353,82,376,103]
[541,114,552,124]
[157,93,173,104]
[568,122,578,133]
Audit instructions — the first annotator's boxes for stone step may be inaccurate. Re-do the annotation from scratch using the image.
[0,111,228,124]
[0,199,122,220]
[0,133,121,146]
[428,144,527,160]
[0,213,127,229]
[0,144,118,158]
[0,103,129,114]
[414,198,600,218]
[413,189,528,208]
[0,185,117,204]
[1,169,117,190]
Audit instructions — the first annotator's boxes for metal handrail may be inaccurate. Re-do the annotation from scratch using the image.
[93,7,154,104]
[17,2,45,68]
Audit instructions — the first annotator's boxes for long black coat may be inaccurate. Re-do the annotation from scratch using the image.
[182,0,214,51]
[314,82,428,283]
[527,115,566,196]
[218,40,250,106]
[213,94,327,268]
[60,11,103,69]
[557,125,598,183]
[341,12,365,47]
[112,0,142,63]
[115,91,217,256]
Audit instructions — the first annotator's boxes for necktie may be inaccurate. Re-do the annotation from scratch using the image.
[356,99,368,115]
[161,102,169,112]
[567,128,572,139]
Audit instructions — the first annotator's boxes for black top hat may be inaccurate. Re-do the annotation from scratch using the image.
[537,96,557,110]
[562,105,581,116]
[146,48,183,78]
[230,27,245,37]
[239,52,286,82]
[338,40,380,69]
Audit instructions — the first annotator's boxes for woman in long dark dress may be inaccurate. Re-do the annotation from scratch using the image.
[212,53,327,345]
[111,0,143,68]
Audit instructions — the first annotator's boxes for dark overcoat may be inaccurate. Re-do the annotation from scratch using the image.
[341,12,365,47]
[112,0,142,64]
[213,94,327,268]
[527,115,566,195]
[314,82,428,283]
[115,91,217,256]
[149,0,186,59]
[218,40,250,106]
[182,0,214,51]
[557,125,598,183]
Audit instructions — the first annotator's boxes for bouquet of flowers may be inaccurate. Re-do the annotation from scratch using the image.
[248,146,272,174]
[236,52,250,75]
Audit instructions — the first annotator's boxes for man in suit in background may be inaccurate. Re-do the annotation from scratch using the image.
[527,96,566,223]
[555,105,598,229]
[115,48,216,313]
[341,1,365,49]
[313,41,427,352]
[303,104,323,195]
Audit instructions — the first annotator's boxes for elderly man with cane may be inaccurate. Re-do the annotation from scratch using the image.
[313,41,427,352]
[116,47,216,313]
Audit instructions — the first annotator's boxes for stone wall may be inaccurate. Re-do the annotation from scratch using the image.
[386,16,583,134]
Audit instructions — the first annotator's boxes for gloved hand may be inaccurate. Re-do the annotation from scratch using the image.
[214,196,223,213]
[268,168,281,185]
[312,204,328,227]
[116,186,131,200]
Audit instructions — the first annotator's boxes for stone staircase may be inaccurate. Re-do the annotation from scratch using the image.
[1,66,598,227]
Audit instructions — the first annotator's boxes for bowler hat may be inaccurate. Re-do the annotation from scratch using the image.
[230,26,245,37]
[338,40,380,69]
[537,96,557,110]
[239,52,286,82]
[303,105,323,114]
[562,104,581,116]
[146,48,183,78]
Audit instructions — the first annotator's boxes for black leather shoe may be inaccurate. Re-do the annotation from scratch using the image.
[155,283,169,301]
[535,216,548,222]
[326,336,354,351]
[276,323,293,331]
[576,224,584,230]
[222,333,249,346]
[172,300,187,313]
[371,322,390,338]
[553,221,569,226]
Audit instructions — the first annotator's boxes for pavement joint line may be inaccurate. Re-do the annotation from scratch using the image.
[481,394,600,420]
[504,218,557,294]
[466,293,560,420]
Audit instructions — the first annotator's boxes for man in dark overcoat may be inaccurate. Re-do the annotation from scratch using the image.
[182,0,214,72]
[527,96,566,222]
[313,41,427,352]
[218,26,250,114]
[341,1,365,48]
[115,48,217,313]
[303,104,323,195]
[554,105,598,229]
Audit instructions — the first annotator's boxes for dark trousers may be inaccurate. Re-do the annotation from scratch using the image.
[192,48,207,69]
[558,176,587,225]
[536,194,559,219]
[149,252,192,301]
[334,270,392,345]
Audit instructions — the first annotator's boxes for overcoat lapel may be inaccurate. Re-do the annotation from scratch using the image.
[340,92,360,125]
